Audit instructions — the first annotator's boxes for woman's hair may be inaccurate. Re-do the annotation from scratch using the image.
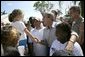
[8,9,23,22]
[1,25,20,47]
[55,23,71,43]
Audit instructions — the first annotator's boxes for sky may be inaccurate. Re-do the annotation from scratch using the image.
[1,1,80,22]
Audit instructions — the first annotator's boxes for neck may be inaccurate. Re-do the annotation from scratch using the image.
[47,25,52,29]
[47,22,53,29]
[36,26,41,30]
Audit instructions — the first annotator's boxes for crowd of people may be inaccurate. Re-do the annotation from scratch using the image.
[1,6,84,56]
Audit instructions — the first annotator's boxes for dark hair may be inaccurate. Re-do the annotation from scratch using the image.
[55,23,71,43]
[69,6,81,14]
[29,17,35,24]
[8,9,23,22]
[8,13,13,22]
[29,17,36,28]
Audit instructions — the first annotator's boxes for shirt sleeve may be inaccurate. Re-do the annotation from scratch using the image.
[71,30,79,38]
[73,42,84,56]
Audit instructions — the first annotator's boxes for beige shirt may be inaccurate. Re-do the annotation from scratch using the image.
[71,16,84,38]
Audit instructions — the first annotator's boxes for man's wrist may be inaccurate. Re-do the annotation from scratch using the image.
[69,39,75,43]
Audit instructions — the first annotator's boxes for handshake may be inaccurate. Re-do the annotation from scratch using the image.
[34,37,46,45]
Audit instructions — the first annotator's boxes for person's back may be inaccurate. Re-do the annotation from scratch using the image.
[50,40,83,56]
[11,21,27,41]
[50,23,83,56]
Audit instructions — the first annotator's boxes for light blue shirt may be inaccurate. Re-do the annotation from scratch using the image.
[50,40,84,56]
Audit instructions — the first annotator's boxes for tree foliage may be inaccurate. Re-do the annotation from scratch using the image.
[33,1,53,16]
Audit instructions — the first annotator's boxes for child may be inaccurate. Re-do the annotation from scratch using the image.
[50,23,83,56]
[8,9,39,56]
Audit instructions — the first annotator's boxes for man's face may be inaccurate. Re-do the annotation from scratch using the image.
[34,19,41,27]
[69,9,75,18]
[42,15,52,27]
[69,9,79,19]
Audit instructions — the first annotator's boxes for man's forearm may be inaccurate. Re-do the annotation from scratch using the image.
[70,34,77,43]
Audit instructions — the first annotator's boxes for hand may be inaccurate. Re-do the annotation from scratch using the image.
[34,37,41,43]
[65,41,74,52]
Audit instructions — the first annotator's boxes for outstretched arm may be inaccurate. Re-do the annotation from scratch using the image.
[24,28,39,43]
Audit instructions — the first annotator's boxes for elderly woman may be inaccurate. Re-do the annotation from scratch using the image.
[1,25,20,56]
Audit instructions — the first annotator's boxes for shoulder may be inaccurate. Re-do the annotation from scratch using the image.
[11,21,24,25]
[73,42,83,56]
[73,42,82,52]
[74,42,81,47]
[51,40,60,49]
[19,21,25,25]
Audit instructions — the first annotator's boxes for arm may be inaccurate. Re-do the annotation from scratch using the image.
[24,28,39,43]
[65,20,79,51]
[65,34,77,51]
[24,28,47,46]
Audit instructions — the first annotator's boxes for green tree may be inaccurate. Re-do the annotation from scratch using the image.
[33,1,53,16]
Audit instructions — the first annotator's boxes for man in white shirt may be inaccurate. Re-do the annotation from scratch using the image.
[40,12,57,55]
